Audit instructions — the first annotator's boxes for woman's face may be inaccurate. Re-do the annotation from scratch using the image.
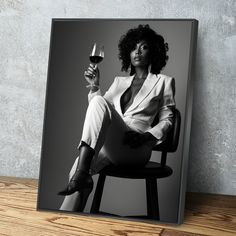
[130,40,150,68]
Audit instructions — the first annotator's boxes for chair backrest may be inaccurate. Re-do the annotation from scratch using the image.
[152,108,181,153]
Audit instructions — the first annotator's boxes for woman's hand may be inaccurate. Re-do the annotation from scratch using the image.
[84,63,100,87]
[123,131,157,148]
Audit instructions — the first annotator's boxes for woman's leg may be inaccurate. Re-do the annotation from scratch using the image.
[59,95,117,211]
[59,95,153,210]
[58,142,94,195]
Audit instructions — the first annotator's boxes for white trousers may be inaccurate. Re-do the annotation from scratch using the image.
[69,95,154,178]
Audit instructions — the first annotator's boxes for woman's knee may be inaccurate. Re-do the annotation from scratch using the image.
[89,96,112,117]
[90,95,107,107]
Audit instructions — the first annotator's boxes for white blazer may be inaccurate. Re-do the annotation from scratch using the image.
[88,72,176,145]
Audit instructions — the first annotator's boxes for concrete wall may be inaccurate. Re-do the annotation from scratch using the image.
[0,0,235,195]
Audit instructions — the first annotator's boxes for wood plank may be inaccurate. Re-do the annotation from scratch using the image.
[182,192,236,235]
[161,192,236,236]
[0,176,236,236]
[161,229,207,236]
[0,177,162,236]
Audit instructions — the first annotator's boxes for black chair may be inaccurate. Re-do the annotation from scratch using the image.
[90,108,181,220]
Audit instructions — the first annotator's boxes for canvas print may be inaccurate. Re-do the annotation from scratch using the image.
[37,19,198,224]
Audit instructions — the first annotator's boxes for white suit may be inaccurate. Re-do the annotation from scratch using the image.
[69,72,176,177]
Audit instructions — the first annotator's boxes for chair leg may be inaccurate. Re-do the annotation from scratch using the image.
[146,178,160,220]
[90,174,106,213]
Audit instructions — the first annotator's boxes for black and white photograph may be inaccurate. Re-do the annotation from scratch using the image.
[37,19,198,224]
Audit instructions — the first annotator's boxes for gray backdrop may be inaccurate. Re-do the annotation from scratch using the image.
[37,20,195,223]
[0,0,235,221]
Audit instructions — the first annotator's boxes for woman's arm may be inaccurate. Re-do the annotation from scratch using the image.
[148,77,176,143]
[84,63,102,102]
[123,131,157,148]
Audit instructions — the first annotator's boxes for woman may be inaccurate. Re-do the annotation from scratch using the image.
[58,24,176,212]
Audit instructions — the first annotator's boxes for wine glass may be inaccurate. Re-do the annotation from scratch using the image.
[89,43,104,65]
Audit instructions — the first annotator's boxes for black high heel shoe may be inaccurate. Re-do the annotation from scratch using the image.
[58,169,94,196]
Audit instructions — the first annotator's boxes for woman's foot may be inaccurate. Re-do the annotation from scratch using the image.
[58,169,93,196]
[58,142,95,211]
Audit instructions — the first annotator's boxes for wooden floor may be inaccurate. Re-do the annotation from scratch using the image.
[0,176,235,236]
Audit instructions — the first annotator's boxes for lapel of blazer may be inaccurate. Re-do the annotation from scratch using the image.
[115,74,135,116]
[125,73,161,114]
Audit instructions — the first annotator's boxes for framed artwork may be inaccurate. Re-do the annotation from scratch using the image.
[37,19,198,224]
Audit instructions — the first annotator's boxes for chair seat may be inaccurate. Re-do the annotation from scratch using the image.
[100,161,173,179]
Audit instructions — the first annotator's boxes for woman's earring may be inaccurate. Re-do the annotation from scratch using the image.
[148,64,152,73]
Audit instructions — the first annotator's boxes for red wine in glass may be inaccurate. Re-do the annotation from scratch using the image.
[90,55,103,64]
[90,43,104,65]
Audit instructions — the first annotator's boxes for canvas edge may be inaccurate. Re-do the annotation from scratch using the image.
[36,19,56,211]
[177,19,199,224]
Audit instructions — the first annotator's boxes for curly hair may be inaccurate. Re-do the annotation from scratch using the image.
[118,24,169,75]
